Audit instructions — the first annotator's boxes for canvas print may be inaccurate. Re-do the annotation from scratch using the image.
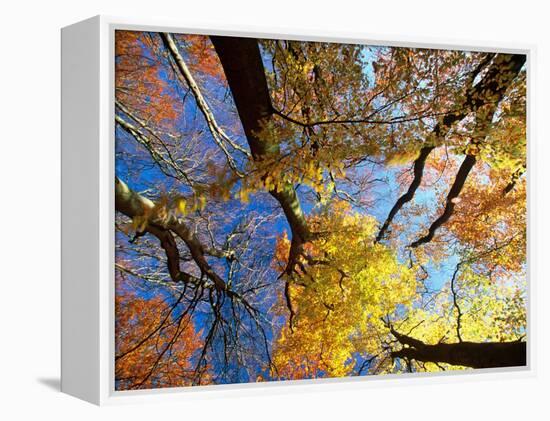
[114,30,527,390]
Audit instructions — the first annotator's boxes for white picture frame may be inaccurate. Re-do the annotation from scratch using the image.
[61,15,535,405]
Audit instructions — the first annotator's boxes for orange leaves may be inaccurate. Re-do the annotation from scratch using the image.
[115,278,207,390]
[115,30,179,126]
[272,231,291,273]
[446,168,526,273]
[183,34,225,82]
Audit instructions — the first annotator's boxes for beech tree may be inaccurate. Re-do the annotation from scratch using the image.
[114,30,526,389]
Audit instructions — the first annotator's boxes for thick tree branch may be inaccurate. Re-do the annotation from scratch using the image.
[390,327,526,369]
[376,145,434,242]
[377,53,526,243]
[410,54,526,248]
[210,36,313,274]
[159,32,250,175]
[141,225,206,284]
[115,177,227,290]
[502,165,526,196]
[410,153,477,248]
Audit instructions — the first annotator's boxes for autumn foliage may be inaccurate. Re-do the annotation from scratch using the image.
[115,273,208,389]
[114,30,527,389]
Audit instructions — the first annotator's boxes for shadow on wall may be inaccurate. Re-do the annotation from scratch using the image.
[37,377,60,392]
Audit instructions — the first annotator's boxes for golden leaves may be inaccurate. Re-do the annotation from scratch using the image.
[271,203,417,379]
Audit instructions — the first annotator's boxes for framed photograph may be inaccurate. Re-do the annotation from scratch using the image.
[61,16,531,405]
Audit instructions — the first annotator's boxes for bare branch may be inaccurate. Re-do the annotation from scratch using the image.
[160,32,250,176]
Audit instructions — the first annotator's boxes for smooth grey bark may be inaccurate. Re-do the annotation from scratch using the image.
[115,177,227,290]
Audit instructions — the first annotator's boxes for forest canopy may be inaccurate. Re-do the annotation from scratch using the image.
[114,30,527,390]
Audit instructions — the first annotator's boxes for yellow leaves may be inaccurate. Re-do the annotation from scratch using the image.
[124,191,210,239]
[302,62,315,77]
[479,93,526,172]
[175,193,207,214]
[463,143,480,156]
[176,197,187,215]
[131,214,149,233]
[235,187,250,204]
[304,161,324,185]
[457,271,526,343]
[267,198,526,377]
[271,202,417,379]
[231,118,359,200]
[263,175,276,192]
[396,306,452,347]
[389,265,527,372]
[385,149,421,166]
[197,195,207,211]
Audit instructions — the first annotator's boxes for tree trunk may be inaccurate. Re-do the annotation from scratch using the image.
[210,36,313,272]
[390,328,526,369]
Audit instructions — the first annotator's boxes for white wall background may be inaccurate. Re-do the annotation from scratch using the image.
[1,0,547,418]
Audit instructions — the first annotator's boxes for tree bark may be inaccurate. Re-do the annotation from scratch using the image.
[376,145,434,242]
[210,36,313,272]
[390,328,526,369]
[409,54,526,248]
[410,154,477,248]
[115,177,227,290]
[159,33,250,175]
[377,53,526,243]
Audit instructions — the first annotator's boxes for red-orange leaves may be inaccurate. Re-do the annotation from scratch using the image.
[182,34,225,82]
[115,279,208,390]
[115,30,179,126]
